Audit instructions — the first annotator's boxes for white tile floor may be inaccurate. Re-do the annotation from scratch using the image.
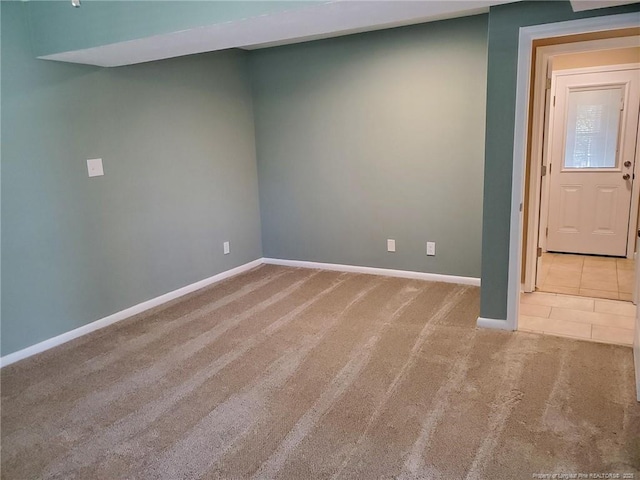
[519,291,635,346]
[537,252,634,301]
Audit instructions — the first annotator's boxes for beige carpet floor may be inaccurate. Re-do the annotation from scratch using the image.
[1,265,639,479]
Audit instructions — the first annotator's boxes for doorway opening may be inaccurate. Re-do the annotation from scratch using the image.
[537,60,639,302]
[519,32,640,346]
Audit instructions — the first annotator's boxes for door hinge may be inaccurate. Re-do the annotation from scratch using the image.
[546,78,551,90]
[546,227,549,237]
[537,247,542,257]
[553,96,556,107]
[541,165,547,177]
[620,99,624,111]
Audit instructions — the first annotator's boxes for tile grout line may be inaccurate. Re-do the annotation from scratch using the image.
[520,311,634,346]
[615,260,620,299]
[522,253,635,347]
[578,258,585,300]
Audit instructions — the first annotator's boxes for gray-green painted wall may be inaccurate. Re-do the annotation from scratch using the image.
[250,15,488,278]
[1,2,262,355]
[6,0,639,357]
[480,1,640,322]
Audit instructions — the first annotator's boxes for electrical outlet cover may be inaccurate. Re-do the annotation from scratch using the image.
[87,158,104,177]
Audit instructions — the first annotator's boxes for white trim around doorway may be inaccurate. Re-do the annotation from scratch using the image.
[506,12,640,331]
[524,40,640,294]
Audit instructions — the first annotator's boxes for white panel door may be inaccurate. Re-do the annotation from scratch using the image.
[547,69,640,256]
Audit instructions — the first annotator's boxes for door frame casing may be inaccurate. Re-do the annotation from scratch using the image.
[524,39,640,293]
[498,12,640,331]
[634,132,640,402]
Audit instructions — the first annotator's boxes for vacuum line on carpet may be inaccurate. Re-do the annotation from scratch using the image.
[68,271,321,421]
[14,268,293,405]
[252,283,431,480]
[464,334,538,480]
[137,276,385,480]
[332,285,470,480]
[400,326,478,478]
[5,270,321,464]
[39,272,352,479]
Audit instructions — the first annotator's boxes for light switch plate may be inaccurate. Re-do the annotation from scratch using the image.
[223,241,230,255]
[87,158,104,177]
[387,239,396,252]
[427,242,436,256]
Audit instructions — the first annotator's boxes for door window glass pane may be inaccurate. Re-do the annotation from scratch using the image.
[564,87,622,169]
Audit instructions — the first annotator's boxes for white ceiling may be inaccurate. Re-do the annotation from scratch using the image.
[40,0,513,67]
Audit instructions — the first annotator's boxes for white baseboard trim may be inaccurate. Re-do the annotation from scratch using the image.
[1,257,481,367]
[476,316,515,331]
[0,258,264,368]
[263,258,480,286]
